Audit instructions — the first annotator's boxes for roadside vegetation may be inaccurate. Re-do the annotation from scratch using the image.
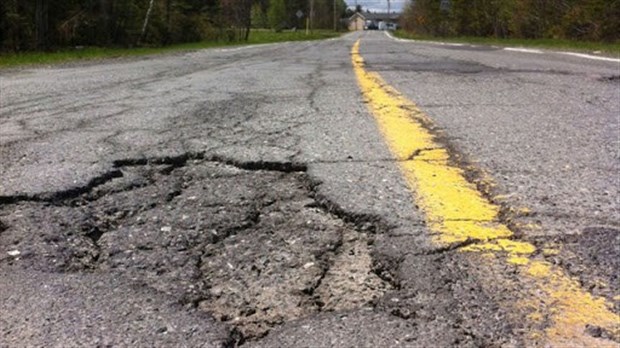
[0,0,347,68]
[398,0,619,55]
[393,31,620,55]
[0,30,339,68]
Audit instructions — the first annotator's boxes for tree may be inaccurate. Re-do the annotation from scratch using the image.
[221,0,254,40]
[0,0,28,51]
[35,0,49,49]
[139,0,156,44]
[267,0,287,30]
[251,1,268,28]
[3,0,613,54]
[400,0,618,41]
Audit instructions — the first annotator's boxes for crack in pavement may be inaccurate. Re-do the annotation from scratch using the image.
[0,152,394,345]
[0,151,307,206]
[0,169,124,205]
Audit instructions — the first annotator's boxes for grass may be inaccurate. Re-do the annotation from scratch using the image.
[0,30,341,69]
[393,30,620,56]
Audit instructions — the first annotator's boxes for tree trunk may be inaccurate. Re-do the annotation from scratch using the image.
[100,0,110,44]
[164,0,171,45]
[139,0,156,45]
[244,0,252,41]
[35,0,49,50]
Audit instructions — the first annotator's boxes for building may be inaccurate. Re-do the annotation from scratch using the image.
[348,13,366,31]
[348,12,400,31]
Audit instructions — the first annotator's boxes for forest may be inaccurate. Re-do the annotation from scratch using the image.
[2,0,617,54]
[400,0,619,42]
[0,0,347,52]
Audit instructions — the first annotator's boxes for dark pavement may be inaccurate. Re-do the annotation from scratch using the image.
[1,31,618,346]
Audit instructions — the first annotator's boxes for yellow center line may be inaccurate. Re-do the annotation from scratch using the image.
[351,39,619,346]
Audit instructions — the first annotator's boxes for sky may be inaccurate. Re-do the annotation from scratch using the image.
[345,0,408,13]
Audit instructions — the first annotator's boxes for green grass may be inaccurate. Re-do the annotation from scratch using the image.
[0,30,341,69]
[393,31,620,56]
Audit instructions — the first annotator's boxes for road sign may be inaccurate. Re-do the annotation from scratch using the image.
[440,0,451,11]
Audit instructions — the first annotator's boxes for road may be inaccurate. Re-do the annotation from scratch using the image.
[0,31,618,346]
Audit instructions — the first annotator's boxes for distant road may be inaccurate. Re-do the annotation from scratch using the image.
[1,31,618,346]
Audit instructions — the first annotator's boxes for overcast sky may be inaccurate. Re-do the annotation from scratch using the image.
[345,0,408,13]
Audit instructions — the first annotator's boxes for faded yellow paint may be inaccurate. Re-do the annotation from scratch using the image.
[434,220,512,244]
[513,221,543,232]
[463,238,535,266]
[524,260,619,347]
[526,259,552,277]
[507,256,530,265]
[353,41,509,246]
[497,239,537,254]
[351,39,619,346]
[542,247,560,256]
[462,238,536,256]
[493,194,512,201]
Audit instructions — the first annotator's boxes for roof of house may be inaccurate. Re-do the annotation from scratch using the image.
[349,12,400,21]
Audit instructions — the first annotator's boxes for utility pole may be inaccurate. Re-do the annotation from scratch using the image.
[387,0,391,23]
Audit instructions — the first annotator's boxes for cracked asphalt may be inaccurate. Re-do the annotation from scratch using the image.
[1,31,619,346]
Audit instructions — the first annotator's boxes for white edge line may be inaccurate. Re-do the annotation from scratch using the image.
[384,31,464,46]
[385,31,620,63]
[558,52,620,63]
[504,47,543,54]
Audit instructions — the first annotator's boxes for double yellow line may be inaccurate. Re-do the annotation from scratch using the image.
[352,39,618,347]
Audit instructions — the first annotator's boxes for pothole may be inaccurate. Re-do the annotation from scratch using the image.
[0,156,391,343]
[315,229,391,311]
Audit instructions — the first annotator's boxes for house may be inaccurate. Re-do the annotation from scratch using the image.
[348,13,366,31]
[348,12,400,31]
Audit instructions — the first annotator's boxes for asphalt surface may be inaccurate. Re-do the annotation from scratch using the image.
[0,31,618,346]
